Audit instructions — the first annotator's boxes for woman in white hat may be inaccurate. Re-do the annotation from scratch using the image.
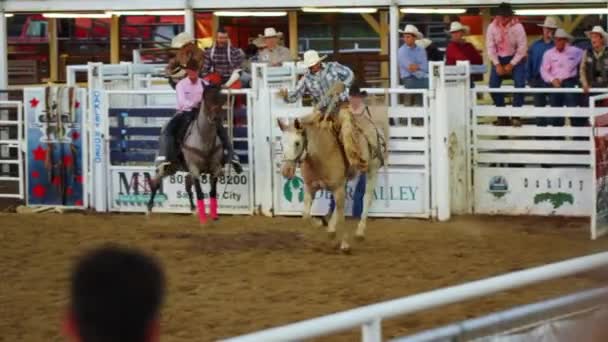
[258,27,292,66]
[445,22,482,66]
[527,17,559,107]
[165,32,204,89]
[581,26,608,95]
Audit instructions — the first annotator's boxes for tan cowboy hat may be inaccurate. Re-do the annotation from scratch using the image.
[398,24,423,39]
[538,16,559,29]
[171,32,196,49]
[586,26,608,42]
[301,50,327,68]
[554,28,573,41]
[259,27,283,39]
[447,21,470,34]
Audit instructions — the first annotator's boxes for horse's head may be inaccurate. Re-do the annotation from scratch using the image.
[202,85,226,122]
[277,118,306,179]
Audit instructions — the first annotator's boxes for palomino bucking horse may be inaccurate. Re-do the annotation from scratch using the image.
[147,85,227,224]
[278,108,388,253]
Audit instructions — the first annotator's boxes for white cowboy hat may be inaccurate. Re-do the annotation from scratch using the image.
[301,50,327,68]
[415,38,432,49]
[447,22,470,34]
[171,32,195,49]
[554,28,573,41]
[398,24,423,39]
[586,26,608,42]
[538,16,559,29]
[259,27,283,38]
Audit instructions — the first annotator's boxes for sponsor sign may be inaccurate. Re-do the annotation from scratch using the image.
[475,168,591,216]
[109,167,252,214]
[275,170,427,216]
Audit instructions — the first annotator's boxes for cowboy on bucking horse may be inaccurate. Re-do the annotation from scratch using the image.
[279,50,369,172]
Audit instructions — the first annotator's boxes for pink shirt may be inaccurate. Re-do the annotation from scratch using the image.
[175,77,204,112]
[486,18,527,66]
[540,45,583,83]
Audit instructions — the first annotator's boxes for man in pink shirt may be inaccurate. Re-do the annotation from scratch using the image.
[157,60,243,173]
[540,29,584,126]
[486,2,527,116]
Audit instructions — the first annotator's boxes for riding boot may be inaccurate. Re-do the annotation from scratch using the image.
[156,114,182,172]
[216,123,243,174]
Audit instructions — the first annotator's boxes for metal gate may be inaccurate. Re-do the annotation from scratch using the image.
[0,100,24,199]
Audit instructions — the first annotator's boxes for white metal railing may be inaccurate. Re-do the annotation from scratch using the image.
[220,252,608,342]
[0,100,24,199]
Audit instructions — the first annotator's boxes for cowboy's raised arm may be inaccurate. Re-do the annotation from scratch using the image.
[284,76,306,103]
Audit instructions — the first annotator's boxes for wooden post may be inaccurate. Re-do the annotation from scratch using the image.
[110,15,120,64]
[288,11,299,60]
[211,14,219,37]
[331,14,340,58]
[48,18,58,83]
[380,11,389,87]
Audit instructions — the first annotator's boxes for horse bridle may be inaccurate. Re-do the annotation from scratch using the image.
[282,128,308,164]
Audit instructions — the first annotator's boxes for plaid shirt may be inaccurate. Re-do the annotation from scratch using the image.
[202,45,244,79]
[286,62,354,108]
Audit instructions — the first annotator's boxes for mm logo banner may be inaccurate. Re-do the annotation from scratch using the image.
[110,167,252,214]
[276,170,426,216]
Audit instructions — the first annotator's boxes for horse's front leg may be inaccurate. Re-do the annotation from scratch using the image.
[302,186,323,228]
[356,169,377,241]
[185,174,196,215]
[209,176,219,221]
[146,173,162,216]
[191,173,207,225]
[329,185,347,252]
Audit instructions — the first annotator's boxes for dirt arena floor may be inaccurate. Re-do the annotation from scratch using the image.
[1,212,608,342]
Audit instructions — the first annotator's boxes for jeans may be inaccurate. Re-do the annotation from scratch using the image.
[543,77,580,127]
[529,77,548,107]
[400,77,428,106]
[328,174,367,219]
[489,56,526,107]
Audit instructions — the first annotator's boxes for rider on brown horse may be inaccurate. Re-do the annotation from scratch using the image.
[156,59,243,174]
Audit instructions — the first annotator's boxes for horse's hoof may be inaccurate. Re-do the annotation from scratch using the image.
[355,235,365,242]
[340,246,352,254]
[311,218,324,228]
[146,210,152,218]
[327,231,336,240]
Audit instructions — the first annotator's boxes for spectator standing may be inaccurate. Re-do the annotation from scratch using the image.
[540,29,584,126]
[258,27,292,66]
[486,2,527,126]
[527,17,559,107]
[202,28,245,85]
[581,26,608,97]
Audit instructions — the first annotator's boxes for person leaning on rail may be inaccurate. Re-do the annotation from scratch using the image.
[581,26,608,107]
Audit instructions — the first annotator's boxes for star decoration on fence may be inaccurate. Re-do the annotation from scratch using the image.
[71,131,80,141]
[75,175,83,184]
[32,184,46,198]
[32,145,47,161]
[75,101,80,109]
[31,170,40,179]
[29,97,40,108]
[63,155,73,167]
